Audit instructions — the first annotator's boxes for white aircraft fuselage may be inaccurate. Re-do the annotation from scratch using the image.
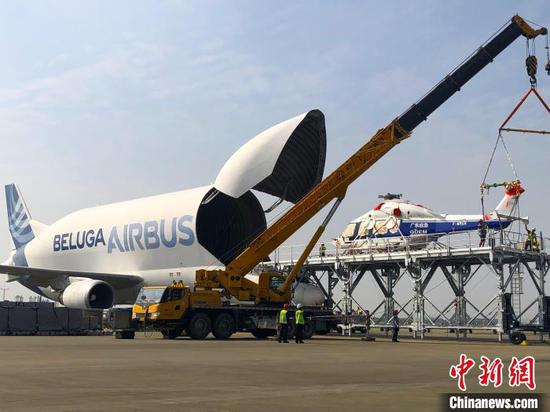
[7,186,217,301]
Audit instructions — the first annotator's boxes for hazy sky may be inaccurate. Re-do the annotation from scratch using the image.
[0,1,548,312]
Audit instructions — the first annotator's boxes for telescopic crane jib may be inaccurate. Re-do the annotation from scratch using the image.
[195,15,548,304]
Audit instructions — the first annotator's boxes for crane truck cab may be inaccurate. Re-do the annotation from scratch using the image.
[133,283,222,321]
[132,282,224,339]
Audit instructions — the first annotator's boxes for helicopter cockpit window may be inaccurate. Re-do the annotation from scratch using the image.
[342,223,359,240]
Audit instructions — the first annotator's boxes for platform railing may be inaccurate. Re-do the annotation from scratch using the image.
[268,229,548,265]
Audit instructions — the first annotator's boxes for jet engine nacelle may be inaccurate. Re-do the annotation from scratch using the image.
[60,279,114,309]
[245,274,325,306]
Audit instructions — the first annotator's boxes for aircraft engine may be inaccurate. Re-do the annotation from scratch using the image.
[244,274,325,306]
[60,279,114,309]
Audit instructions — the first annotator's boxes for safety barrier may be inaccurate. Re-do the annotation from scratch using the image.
[0,301,104,335]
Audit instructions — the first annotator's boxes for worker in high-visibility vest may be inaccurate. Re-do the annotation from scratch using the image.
[277,303,290,343]
[295,304,305,344]
[531,229,540,252]
[319,243,327,257]
[526,228,539,251]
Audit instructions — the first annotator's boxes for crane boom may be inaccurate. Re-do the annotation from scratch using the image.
[196,16,547,303]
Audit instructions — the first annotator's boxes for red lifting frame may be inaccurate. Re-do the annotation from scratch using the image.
[499,87,550,135]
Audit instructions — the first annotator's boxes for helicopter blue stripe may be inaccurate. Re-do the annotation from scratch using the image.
[368,219,511,238]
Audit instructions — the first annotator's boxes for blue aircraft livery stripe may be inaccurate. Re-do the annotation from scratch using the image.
[5,184,35,249]
[13,245,29,267]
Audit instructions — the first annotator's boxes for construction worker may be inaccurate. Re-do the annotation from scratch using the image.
[478,220,487,247]
[295,304,305,344]
[361,309,373,341]
[390,309,400,342]
[277,303,289,343]
[525,227,533,250]
[531,229,540,252]
[319,243,326,257]
[525,228,539,251]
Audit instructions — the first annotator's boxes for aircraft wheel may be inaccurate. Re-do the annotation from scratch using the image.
[187,313,212,340]
[212,313,235,339]
[302,322,315,340]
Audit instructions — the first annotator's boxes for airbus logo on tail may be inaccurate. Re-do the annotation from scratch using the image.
[53,216,195,254]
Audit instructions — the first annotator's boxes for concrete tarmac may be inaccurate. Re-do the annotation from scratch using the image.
[0,333,548,411]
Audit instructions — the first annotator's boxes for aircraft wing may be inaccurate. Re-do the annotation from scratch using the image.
[0,265,143,289]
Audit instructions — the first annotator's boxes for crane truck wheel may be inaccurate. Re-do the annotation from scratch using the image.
[161,328,183,340]
[115,330,135,339]
[251,329,273,339]
[212,313,235,339]
[287,322,296,339]
[302,321,315,340]
[186,312,212,339]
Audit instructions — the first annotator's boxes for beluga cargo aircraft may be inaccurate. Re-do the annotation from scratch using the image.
[336,181,526,250]
[1,111,327,309]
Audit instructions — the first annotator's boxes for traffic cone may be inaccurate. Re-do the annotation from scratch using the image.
[520,340,528,346]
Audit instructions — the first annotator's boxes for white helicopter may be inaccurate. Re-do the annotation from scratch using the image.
[336,181,525,251]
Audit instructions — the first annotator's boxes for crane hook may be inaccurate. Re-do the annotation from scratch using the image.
[526,55,538,86]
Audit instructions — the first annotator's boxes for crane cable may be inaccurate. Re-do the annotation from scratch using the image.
[478,26,549,217]
[480,132,519,217]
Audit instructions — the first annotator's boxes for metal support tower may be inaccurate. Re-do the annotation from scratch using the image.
[265,231,549,341]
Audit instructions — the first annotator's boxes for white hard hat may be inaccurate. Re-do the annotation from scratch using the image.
[297,304,303,308]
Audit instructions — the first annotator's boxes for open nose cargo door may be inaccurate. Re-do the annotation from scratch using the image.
[214,109,327,203]
[196,110,327,265]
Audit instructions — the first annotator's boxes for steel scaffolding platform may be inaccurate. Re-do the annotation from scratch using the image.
[261,231,549,340]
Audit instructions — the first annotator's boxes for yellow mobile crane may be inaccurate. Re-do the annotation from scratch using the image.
[124,16,547,340]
